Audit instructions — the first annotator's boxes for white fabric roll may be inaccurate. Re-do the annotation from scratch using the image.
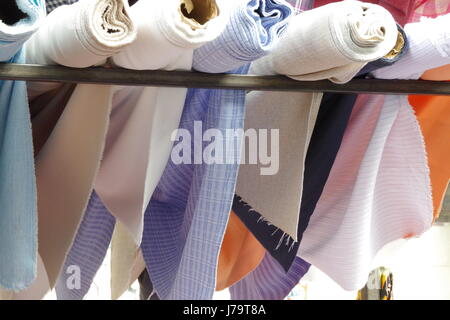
[253,0,398,83]
[235,0,398,241]
[25,0,136,68]
[95,0,230,245]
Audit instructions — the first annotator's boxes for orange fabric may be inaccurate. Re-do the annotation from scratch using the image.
[409,65,450,219]
[216,211,265,291]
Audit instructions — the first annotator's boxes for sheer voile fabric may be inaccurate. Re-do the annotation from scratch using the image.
[21,0,136,292]
[0,0,45,292]
[234,0,398,243]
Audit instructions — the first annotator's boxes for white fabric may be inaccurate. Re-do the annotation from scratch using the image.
[22,0,136,290]
[297,94,433,290]
[235,0,398,240]
[96,0,230,244]
[373,13,450,80]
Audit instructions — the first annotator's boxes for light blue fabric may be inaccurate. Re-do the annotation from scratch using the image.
[0,0,44,291]
[143,0,293,300]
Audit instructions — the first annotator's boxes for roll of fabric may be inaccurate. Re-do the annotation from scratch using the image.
[23,0,136,289]
[235,0,398,243]
[140,0,292,300]
[0,0,44,291]
[297,94,433,291]
[95,0,229,248]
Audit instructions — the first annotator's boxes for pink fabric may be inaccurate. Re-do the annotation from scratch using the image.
[410,0,450,22]
[313,0,415,25]
[297,94,433,290]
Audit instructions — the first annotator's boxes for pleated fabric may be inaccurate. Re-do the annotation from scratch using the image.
[0,0,45,291]
[141,0,293,300]
[22,0,136,291]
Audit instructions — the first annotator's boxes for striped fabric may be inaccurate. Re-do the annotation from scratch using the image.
[143,0,293,300]
[230,255,310,300]
[55,192,116,300]
[45,0,79,13]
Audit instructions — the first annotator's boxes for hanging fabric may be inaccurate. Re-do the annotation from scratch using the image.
[0,0,45,291]
[22,0,137,291]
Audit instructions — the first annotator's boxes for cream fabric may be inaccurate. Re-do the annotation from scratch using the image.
[235,0,398,240]
[23,0,136,290]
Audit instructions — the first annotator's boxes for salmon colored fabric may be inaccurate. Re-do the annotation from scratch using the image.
[216,211,266,291]
[409,65,450,219]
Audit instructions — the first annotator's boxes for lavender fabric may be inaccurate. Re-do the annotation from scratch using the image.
[230,255,311,300]
[143,0,292,300]
[55,192,115,299]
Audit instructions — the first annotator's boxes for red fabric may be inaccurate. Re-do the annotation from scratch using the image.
[313,0,450,26]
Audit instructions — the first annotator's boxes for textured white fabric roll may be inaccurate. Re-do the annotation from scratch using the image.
[236,0,398,241]
[95,0,229,245]
[253,0,398,83]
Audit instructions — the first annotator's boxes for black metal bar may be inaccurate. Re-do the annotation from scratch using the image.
[1,63,449,95]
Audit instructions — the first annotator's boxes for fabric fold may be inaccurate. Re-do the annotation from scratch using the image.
[0,0,45,291]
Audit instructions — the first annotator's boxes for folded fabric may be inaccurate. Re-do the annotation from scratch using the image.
[229,255,310,300]
[23,0,136,289]
[95,0,229,248]
[0,0,44,291]
[55,192,116,300]
[141,0,292,300]
[235,0,398,243]
[314,0,416,26]
[409,68,450,220]
[410,0,450,23]
[297,94,433,291]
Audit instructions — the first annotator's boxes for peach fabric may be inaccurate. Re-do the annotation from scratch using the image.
[216,211,266,291]
[409,64,450,219]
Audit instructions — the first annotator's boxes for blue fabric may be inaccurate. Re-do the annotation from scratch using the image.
[0,0,44,291]
[143,0,292,300]
[55,192,115,299]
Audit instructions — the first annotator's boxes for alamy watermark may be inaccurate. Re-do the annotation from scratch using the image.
[170,121,279,175]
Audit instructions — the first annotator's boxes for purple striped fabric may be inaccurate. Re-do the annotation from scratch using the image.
[55,192,116,300]
[230,255,311,300]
